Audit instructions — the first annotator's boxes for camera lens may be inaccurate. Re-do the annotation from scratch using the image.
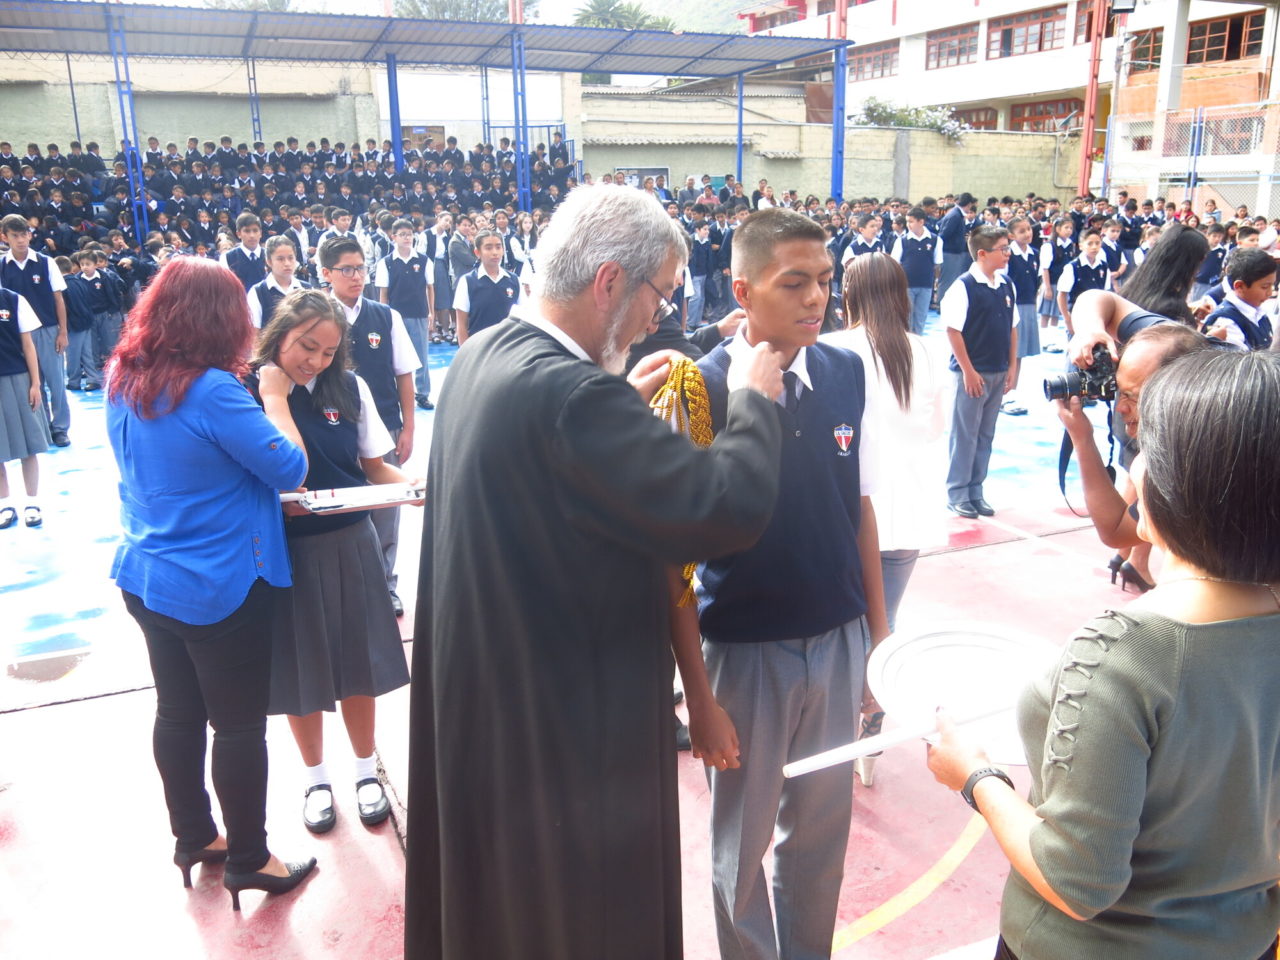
[1043,372,1083,401]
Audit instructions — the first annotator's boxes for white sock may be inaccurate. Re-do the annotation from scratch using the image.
[354,754,382,804]
[303,762,332,820]
[304,760,330,791]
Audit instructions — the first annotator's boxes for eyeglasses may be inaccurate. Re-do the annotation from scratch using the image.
[990,245,1012,256]
[645,278,677,324]
[331,264,368,278]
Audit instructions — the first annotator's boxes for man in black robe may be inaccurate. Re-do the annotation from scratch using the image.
[406,184,787,959]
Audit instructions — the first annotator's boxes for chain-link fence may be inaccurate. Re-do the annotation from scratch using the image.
[1106,101,1280,215]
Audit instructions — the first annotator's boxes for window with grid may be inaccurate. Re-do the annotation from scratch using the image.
[952,108,998,130]
[987,5,1066,59]
[816,0,835,13]
[1187,12,1266,64]
[1074,6,1116,44]
[1010,98,1083,132]
[1130,28,1163,72]
[850,40,900,81]
[926,23,979,69]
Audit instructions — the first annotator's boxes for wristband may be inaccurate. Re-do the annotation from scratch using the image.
[960,766,1015,811]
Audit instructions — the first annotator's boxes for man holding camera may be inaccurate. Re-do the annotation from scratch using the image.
[1058,290,1214,588]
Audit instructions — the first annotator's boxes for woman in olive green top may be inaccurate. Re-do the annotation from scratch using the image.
[928,348,1280,960]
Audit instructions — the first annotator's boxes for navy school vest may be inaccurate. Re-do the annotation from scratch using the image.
[1067,257,1108,309]
[348,298,401,433]
[898,233,938,289]
[1047,241,1077,286]
[1205,300,1273,350]
[949,273,1014,373]
[1005,249,1039,304]
[0,252,57,327]
[696,340,867,643]
[461,268,520,336]
[0,287,27,375]
[248,370,367,537]
[225,247,266,292]
[382,253,430,319]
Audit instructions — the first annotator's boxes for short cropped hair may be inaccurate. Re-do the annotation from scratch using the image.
[732,207,826,281]
[1224,247,1277,288]
[1,213,30,234]
[967,224,1009,259]
[1138,350,1280,581]
[391,218,415,235]
[318,234,363,269]
[234,212,260,233]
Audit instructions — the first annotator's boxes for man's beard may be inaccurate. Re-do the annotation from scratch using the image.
[599,300,637,376]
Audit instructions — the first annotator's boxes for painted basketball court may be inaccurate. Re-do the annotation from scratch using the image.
[1,320,1136,959]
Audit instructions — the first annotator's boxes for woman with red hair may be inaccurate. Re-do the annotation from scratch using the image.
[106,256,316,910]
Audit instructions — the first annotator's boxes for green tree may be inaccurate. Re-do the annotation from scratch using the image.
[574,0,674,30]
[394,0,541,21]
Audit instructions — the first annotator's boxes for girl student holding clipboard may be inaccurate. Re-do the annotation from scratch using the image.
[247,288,420,836]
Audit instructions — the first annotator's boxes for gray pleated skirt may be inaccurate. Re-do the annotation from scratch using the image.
[0,372,50,463]
[1016,302,1041,358]
[268,516,410,717]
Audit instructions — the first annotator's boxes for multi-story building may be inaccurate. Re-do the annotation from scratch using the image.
[740,0,1280,206]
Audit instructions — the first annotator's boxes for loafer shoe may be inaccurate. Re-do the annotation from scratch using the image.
[972,499,996,517]
[303,784,336,834]
[390,591,404,617]
[356,778,391,826]
[947,501,979,519]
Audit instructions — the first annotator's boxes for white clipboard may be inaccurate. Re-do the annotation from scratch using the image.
[279,482,424,515]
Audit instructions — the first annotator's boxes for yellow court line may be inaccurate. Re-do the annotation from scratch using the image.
[832,813,990,954]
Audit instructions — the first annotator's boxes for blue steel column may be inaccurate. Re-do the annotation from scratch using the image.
[480,65,492,145]
[736,73,744,184]
[66,54,82,143]
[1187,106,1205,207]
[106,14,149,236]
[246,59,263,143]
[511,30,531,211]
[831,44,847,203]
[386,53,404,172]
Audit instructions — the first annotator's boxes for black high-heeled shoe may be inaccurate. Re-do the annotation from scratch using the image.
[224,857,317,911]
[1119,561,1154,594]
[1107,553,1125,584]
[174,844,229,889]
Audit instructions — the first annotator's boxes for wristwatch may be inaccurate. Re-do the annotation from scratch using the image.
[960,766,1015,811]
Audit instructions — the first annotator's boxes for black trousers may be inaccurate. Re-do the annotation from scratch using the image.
[995,934,1279,960]
[123,580,276,874]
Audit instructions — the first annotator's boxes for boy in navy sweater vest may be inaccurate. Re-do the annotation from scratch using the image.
[375,218,434,408]
[891,206,942,335]
[688,219,714,329]
[944,225,1018,518]
[453,229,520,345]
[1201,247,1275,350]
[696,208,888,960]
[320,235,421,613]
[219,212,267,292]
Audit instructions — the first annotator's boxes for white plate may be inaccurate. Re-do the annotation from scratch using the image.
[867,623,1060,766]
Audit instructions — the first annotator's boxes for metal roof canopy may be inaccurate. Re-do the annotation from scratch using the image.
[0,0,850,230]
[0,0,847,77]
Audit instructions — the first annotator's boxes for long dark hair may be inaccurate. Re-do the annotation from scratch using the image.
[842,252,914,408]
[109,255,253,418]
[1119,221,1208,325]
[250,289,359,421]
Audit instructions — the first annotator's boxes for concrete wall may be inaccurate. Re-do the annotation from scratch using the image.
[581,91,1080,200]
[0,56,379,151]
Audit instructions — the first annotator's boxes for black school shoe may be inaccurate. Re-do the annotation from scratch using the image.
[947,501,979,519]
[356,778,391,826]
[51,431,70,447]
[302,784,336,834]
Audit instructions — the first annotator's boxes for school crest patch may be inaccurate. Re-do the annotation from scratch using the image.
[833,423,854,456]
[0,309,9,321]
[323,407,341,425]
[367,331,381,348]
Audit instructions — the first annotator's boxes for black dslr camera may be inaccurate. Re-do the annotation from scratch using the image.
[1043,344,1117,402]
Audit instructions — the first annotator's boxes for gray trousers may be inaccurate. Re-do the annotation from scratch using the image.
[65,328,98,384]
[704,617,868,960]
[938,251,972,300]
[401,316,432,398]
[946,369,1006,505]
[369,428,401,593]
[31,324,69,433]
[907,287,932,336]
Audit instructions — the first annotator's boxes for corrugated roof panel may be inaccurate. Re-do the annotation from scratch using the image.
[0,0,848,76]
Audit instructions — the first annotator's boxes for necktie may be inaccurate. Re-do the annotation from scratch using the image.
[783,370,799,412]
